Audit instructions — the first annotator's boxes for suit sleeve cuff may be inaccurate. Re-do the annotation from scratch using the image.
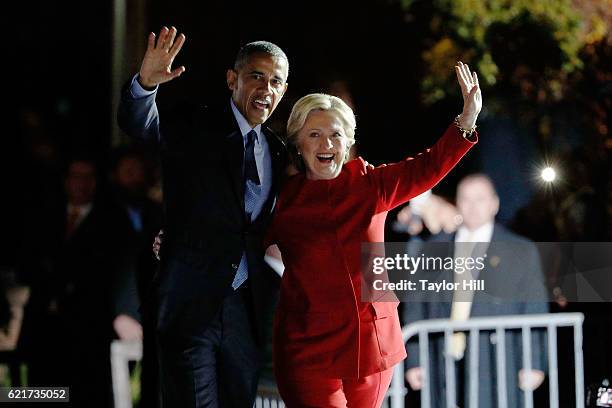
[129,73,158,98]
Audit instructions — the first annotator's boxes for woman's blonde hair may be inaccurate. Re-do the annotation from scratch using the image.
[285,93,356,172]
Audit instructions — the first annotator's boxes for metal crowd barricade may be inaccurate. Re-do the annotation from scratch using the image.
[254,384,286,408]
[111,313,584,408]
[388,313,585,408]
[110,339,142,408]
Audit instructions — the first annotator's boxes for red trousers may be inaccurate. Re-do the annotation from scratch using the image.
[276,367,394,408]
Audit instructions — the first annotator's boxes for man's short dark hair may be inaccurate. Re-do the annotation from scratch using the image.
[63,155,97,177]
[233,41,289,75]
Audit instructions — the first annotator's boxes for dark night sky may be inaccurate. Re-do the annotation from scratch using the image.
[145,0,444,160]
[15,0,476,171]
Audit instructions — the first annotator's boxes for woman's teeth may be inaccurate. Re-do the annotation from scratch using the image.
[316,153,335,163]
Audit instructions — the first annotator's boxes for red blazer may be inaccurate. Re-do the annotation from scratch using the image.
[268,124,477,379]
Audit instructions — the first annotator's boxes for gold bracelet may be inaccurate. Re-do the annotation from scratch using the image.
[454,115,477,137]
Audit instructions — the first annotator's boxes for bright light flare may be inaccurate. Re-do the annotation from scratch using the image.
[541,167,556,183]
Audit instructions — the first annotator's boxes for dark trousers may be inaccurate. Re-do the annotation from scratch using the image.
[141,309,161,408]
[157,286,261,408]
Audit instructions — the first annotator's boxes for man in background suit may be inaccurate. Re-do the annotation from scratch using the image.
[110,148,164,407]
[21,157,115,407]
[402,174,549,408]
[118,26,288,407]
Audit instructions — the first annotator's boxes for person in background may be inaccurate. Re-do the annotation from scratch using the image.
[110,147,163,407]
[403,174,548,408]
[21,157,115,407]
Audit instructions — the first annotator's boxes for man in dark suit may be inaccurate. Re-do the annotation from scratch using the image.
[21,157,115,407]
[117,26,288,407]
[402,174,549,408]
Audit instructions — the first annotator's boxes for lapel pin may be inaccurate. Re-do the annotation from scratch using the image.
[489,255,501,267]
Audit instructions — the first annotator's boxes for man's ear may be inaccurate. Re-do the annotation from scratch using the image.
[492,195,500,217]
[226,69,237,90]
[281,82,288,97]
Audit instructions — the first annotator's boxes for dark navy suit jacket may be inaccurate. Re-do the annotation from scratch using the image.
[117,83,286,343]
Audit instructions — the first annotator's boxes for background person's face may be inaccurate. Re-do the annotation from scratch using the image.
[227,53,288,128]
[456,178,499,231]
[65,161,97,206]
[115,157,146,193]
[297,110,348,181]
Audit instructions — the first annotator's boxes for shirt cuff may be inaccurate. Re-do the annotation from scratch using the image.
[129,74,158,98]
[264,255,285,277]
[409,190,432,216]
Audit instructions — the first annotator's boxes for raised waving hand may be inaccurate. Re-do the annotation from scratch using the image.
[138,26,186,89]
[455,61,482,130]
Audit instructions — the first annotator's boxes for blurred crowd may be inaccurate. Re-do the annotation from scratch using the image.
[1,119,164,405]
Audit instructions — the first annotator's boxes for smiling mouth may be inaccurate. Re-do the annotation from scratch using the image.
[316,153,335,164]
[252,98,271,111]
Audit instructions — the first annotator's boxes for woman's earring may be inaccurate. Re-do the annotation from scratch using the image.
[297,151,301,156]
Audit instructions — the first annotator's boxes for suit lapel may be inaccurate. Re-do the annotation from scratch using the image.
[221,113,286,227]
[471,225,499,306]
[264,127,285,190]
[261,127,285,220]
[225,129,244,214]
[444,235,456,306]
[218,103,245,215]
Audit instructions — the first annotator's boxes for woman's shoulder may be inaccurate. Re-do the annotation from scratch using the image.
[344,157,369,175]
[343,156,384,178]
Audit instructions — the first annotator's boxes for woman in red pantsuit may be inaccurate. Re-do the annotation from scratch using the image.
[267,62,482,407]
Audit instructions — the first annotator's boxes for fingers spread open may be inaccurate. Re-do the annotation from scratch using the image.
[169,66,186,79]
[147,32,156,52]
[169,33,186,59]
[165,26,177,52]
[455,64,468,92]
[462,63,473,86]
[458,62,469,84]
[157,26,169,49]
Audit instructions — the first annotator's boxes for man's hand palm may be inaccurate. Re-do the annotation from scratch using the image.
[139,26,186,89]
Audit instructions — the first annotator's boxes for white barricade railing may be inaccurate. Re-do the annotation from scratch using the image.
[111,313,583,408]
[390,312,585,408]
[111,340,142,408]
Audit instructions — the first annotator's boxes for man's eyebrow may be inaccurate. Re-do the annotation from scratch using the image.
[247,70,285,82]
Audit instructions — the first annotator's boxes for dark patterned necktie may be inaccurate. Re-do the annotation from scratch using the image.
[232,130,261,289]
[244,130,260,185]
[65,206,81,239]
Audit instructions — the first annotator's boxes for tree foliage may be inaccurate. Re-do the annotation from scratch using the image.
[398,0,611,105]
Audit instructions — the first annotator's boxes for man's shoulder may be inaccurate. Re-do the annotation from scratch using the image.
[168,100,233,124]
[158,100,239,142]
[492,223,533,244]
[426,232,454,243]
[262,125,283,145]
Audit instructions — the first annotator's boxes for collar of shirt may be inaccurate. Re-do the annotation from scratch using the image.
[230,99,263,146]
[67,202,93,226]
[455,221,494,243]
